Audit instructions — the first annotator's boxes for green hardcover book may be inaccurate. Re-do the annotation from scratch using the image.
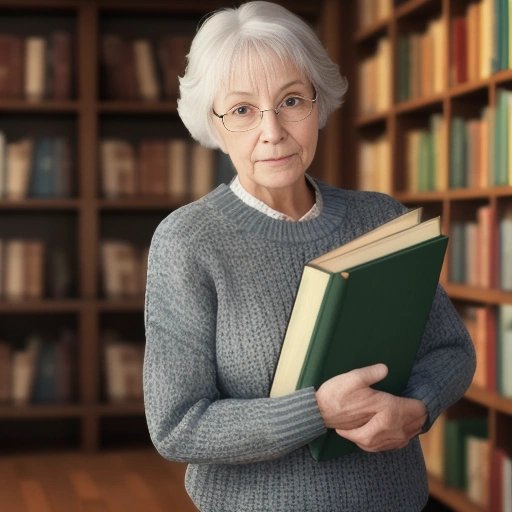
[443,417,488,489]
[270,214,448,461]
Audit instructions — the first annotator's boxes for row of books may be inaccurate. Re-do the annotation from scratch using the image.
[0,330,75,405]
[101,240,149,300]
[101,33,191,101]
[450,204,512,291]
[358,37,391,115]
[0,32,72,101]
[0,133,73,199]
[405,114,446,193]
[450,0,511,85]
[357,0,392,29]
[0,239,73,300]
[100,138,235,200]
[421,415,512,511]
[459,304,512,396]
[102,330,143,403]
[357,134,391,194]
[396,16,446,103]
[401,93,512,193]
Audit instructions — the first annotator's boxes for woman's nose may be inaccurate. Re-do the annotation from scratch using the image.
[258,109,286,144]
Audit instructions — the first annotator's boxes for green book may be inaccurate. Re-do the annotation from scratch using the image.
[270,212,448,461]
[443,417,488,489]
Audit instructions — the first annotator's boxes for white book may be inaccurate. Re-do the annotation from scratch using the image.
[11,335,41,405]
[24,36,46,101]
[0,131,6,198]
[133,39,159,101]
[168,139,188,197]
[5,240,25,299]
[6,139,33,199]
[100,139,136,197]
[499,305,512,397]
[501,206,512,290]
[504,453,512,512]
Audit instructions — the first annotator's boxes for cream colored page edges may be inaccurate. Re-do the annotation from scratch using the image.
[317,217,441,273]
[311,208,422,265]
[269,267,331,398]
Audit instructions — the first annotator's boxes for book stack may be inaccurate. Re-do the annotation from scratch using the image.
[358,134,391,194]
[405,114,448,192]
[102,330,144,403]
[449,205,494,288]
[270,208,448,461]
[450,0,511,85]
[101,33,192,101]
[0,330,75,405]
[0,31,72,101]
[0,133,73,199]
[396,15,446,102]
[100,138,235,200]
[100,240,149,300]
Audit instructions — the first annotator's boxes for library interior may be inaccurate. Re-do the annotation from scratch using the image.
[0,0,511,511]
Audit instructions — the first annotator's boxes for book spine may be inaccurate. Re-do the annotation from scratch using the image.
[297,273,347,389]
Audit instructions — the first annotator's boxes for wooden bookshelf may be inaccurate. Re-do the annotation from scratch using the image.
[344,0,512,510]
[0,0,344,453]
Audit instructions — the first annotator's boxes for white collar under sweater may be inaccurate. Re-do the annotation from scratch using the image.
[229,174,322,222]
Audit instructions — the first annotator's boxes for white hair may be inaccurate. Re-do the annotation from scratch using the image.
[177,1,348,149]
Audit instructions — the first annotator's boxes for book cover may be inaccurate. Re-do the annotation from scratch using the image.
[270,213,447,461]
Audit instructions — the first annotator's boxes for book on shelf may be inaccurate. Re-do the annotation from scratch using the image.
[500,204,512,291]
[270,208,449,461]
[498,304,512,397]
[101,33,191,101]
[100,240,149,299]
[103,330,144,402]
[442,417,488,491]
[419,412,445,479]
[460,304,496,392]
[0,31,72,101]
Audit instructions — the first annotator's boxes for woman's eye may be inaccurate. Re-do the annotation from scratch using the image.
[283,96,301,108]
[231,105,251,116]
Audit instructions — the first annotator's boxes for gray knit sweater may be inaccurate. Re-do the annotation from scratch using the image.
[144,180,475,512]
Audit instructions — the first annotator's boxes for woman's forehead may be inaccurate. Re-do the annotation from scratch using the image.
[220,51,308,100]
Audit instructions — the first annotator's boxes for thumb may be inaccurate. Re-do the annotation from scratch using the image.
[351,363,388,387]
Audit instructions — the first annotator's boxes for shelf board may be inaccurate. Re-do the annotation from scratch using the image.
[0,99,79,113]
[0,299,82,313]
[0,404,84,419]
[394,94,444,114]
[98,100,177,114]
[465,386,512,415]
[96,299,144,311]
[354,18,389,43]
[98,196,189,210]
[395,186,512,202]
[0,198,80,210]
[444,283,512,305]
[95,402,145,416]
[428,475,483,512]
[355,110,389,127]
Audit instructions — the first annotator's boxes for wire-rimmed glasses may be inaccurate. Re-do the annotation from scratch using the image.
[212,92,317,132]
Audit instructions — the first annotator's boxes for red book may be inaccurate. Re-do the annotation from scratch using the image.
[451,16,467,85]
[51,31,72,100]
[0,34,23,98]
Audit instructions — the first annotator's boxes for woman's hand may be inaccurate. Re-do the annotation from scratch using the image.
[336,394,427,452]
[315,363,427,452]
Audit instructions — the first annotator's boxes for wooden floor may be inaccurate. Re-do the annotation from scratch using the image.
[0,449,198,512]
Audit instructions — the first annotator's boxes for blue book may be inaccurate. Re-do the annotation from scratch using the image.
[29,137,57,198]
[32,341,58,403]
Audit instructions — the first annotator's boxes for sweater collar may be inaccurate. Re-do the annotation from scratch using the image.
[203,178,347,243]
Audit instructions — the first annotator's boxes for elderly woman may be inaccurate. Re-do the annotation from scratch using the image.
[143,2,475,511]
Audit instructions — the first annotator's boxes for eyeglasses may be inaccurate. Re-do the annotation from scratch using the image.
[212,92,317,132]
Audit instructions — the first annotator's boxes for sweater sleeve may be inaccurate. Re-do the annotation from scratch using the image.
[143,218,326,465]
[402,284,476,430]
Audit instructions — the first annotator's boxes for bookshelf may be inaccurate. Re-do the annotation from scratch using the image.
[346,0,512,510]
[0,0,343,453]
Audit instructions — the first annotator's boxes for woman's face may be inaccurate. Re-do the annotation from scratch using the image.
[212,59,318,199]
